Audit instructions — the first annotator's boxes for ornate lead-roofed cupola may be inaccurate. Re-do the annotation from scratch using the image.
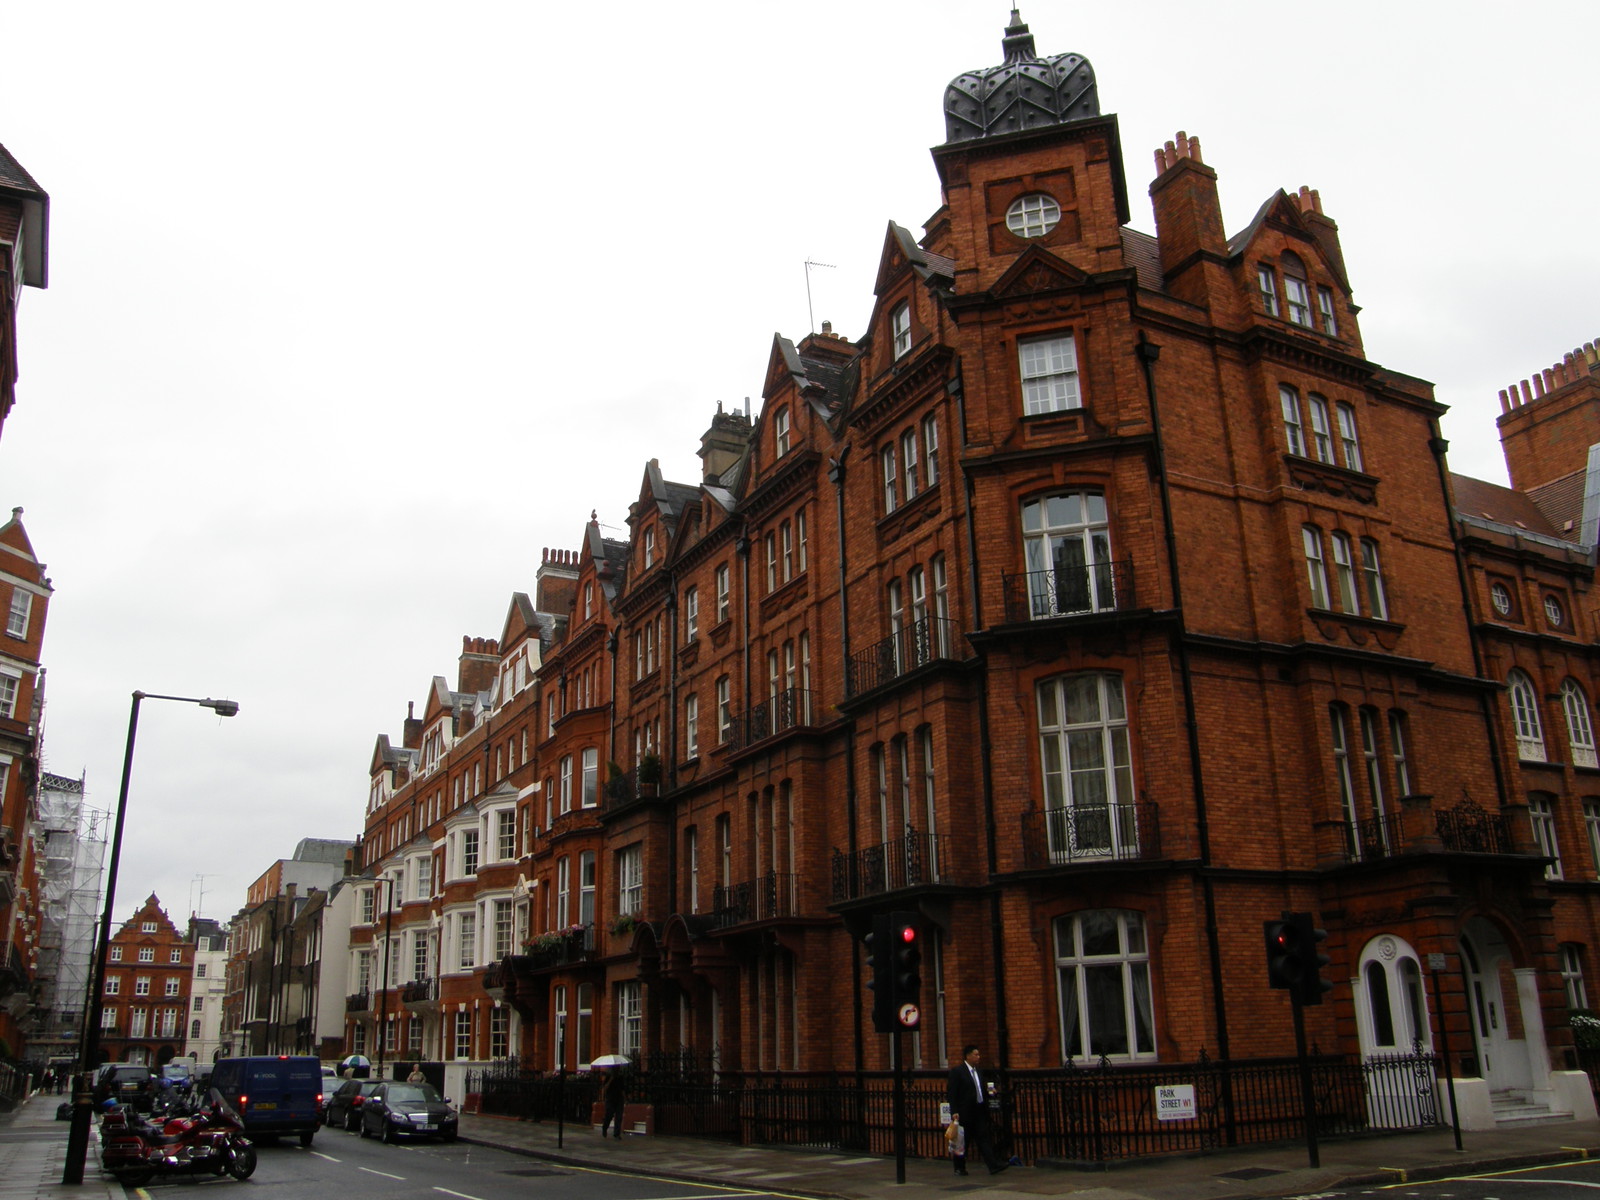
[943,8,1099,144]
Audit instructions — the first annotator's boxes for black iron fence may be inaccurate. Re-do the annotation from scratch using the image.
[1436,798,1512,854]
[469,1049,1441,1163]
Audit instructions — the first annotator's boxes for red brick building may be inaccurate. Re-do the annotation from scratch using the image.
[99,895,192,1067]
[351,13,1598,1126]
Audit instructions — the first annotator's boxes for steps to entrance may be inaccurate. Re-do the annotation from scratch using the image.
[1492,1087,1572,1125]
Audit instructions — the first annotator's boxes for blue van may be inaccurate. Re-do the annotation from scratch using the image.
[207,1056,322,1144]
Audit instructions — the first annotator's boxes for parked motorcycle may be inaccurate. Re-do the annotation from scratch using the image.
[100,1088,257,1185]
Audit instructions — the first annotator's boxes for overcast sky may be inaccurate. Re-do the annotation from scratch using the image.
[2,1,1595,931]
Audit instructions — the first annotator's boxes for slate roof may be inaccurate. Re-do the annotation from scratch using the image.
[1528,471,1587,540]
[1120,228,1164,292]
[1451,472,1568,540]
[0,143,44,196]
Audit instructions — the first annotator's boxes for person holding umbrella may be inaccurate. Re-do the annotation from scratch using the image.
[594,1055,629,1139]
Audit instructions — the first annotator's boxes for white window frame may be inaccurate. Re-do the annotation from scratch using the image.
[1530,794,1562,880]
[891,303,911,359]
[1307,394,1334,462]
[881,444,898,513]
[715,564,730,623]
[1509,670,1546,762]
[617,981,642,1058]
[1360,539,1388,619]
[684,586,699,640]
[1006,192,1061,238]
[774,406,791,455]
[6,589,31,638]
[1336,402,1363,471]
[1563,680,1598,769]
[1561,943,1589,1008]
[1036,674,1138,860]
[684,693,699,760]
[618,844,643,916]
[1302,526,1330,609]
[1280,386,1306,456]
[1054,910,1156,1061]
[1018,333,1081,415]
[1257,264,1280,316]
[1330,532,1358,613]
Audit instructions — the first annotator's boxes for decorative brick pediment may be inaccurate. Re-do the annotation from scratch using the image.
[992,245,1090,300]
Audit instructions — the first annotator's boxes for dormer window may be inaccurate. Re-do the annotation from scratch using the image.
[643,528,655,568]
[1317,286,1339,336]
[1005,193,1061,239]
[584,582,593,619]
[1256,265,1280,317]
[1282,253,1314,327]
[891,304,911,359]
[774,406,791,455]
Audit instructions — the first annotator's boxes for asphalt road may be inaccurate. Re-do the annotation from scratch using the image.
[225,1128,806,1200]
[1324,1157,1600,1200]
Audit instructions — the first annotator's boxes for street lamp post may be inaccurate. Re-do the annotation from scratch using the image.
[62,690,239,1186]
[374,876,395,1080]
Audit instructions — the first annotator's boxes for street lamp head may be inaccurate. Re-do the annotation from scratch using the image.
[201,699,240,717]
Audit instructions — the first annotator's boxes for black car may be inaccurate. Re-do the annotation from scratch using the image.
[324,1079,383,1131]
[359,1082,458,1143]
[92,1064,154,1112]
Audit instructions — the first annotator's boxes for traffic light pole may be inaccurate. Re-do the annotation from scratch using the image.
[1291,992,1319,1168]
[891,1031,906,1184]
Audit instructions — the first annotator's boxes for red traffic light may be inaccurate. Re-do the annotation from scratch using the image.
[901,925,917,943]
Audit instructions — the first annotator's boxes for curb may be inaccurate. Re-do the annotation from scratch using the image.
[1331,1145,1600,1190]
[455,1132,854,1200]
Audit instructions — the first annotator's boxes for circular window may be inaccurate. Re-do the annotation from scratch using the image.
[1490,583,1512,616]
[1006,193,1062,239]
[1544,594,1565,627]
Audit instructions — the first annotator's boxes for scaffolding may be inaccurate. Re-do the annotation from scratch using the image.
[30,773,106,1062]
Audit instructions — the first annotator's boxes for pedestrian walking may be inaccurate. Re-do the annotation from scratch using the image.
[946,1044,1006,1176]
[599,1068,626,1139]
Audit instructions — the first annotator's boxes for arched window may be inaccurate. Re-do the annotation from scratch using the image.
[1054,910,1156,1061]
[1022,491,1114,617]
[1302,526,1330,609]
[1508,670,1546,761]
[1307,394,1334,462]
[1280,386,1306,456]
[1562,679,1597,769]
[1356,934,1431,1056]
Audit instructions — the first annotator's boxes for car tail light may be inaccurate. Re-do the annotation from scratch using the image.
[238,1094,248,1106]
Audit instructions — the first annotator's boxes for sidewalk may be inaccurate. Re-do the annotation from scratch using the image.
[455,1110,1600,1200]
[0,1095,121,1200]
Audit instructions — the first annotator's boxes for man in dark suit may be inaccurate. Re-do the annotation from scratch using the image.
[946,1044,1006,1175]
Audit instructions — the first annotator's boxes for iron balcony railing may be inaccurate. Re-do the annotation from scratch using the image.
[345,990,371,1013]
[712,872,801,928]
[845,617,959,698]
[523,923,597,968]
[400,976,438,1006]
[1019,803,1160,869]
[831,828,952,903]
[1435,798,1512,854]
[1341,811,1405,862]
[1002,560,1136,624]
[730,689,816,748]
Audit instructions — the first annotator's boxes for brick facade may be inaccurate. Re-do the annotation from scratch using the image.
[348,15,1600,1115]
[98,895,192,1067]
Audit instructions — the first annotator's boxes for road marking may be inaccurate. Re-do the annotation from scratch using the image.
[359,1166,406,1180]
[312,1151,341,1162]
[1474,1182,1600,1191]
[1377,1160,1600,1189]
[434,1189,487,1200]
[554,1164,812,1199]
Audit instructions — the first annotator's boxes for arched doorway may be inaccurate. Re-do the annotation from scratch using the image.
[1459,917,1531,1091]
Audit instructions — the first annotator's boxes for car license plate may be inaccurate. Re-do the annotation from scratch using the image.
[419,1123,436,1131]
[253,1101,276,1110]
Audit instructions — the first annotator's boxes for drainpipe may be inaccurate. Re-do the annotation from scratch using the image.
[830,450,865,1076]
[1135,331,1232,1074]
[1428,424,1512,809]
[950,366,1011,1067]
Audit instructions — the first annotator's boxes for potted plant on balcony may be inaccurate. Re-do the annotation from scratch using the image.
[637,753,662,797]
[610,913,638,938]
[605,761,632,804]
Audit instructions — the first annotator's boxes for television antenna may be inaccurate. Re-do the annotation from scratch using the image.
[804,259,836,335]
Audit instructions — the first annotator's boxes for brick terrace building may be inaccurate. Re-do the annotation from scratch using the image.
[98,896,191,1067]
[351,14,1600,1120]
[0,140,50,1078]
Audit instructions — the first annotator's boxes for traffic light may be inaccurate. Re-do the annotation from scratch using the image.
[1264,918,1299,990]
[1263,912,1333,1005]
[864,912,895,1033]
[889,912,922,1028]
[1291,912,1332,1006]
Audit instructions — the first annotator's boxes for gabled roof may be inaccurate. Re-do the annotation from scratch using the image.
[1120,228,1164,292]
[0,141,48,288]
[873,221,955,297]
[1226,189,1352,294]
